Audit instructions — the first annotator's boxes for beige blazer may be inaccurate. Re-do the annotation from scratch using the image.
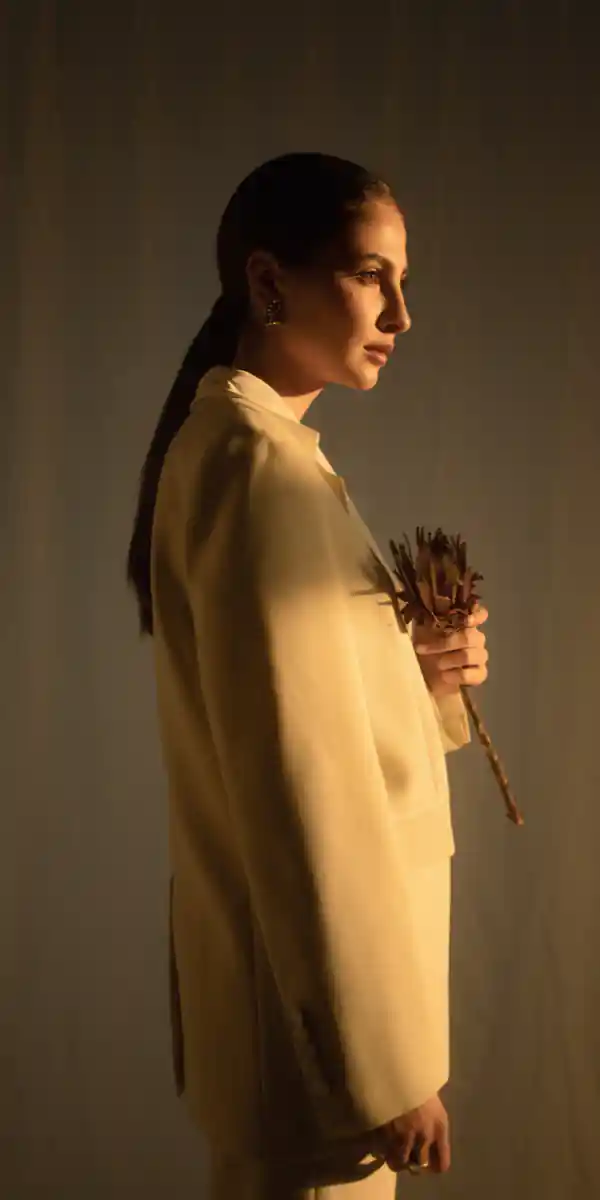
[150,365,471,1159]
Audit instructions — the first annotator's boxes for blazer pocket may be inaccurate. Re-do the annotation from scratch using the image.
[392,802,456,864]
[168,875,185,1096]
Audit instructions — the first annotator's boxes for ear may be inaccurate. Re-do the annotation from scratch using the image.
[245,249,285,318]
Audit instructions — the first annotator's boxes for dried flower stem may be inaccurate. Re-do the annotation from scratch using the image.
[459,686,525,826]
[388,527,524,829]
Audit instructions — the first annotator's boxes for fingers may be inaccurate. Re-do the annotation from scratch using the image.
[469,605,488,626]
[431,1123,451,1174]
[381,1127,416,1173]
[386,1131,448,1176]
[433,665,488,694]
[461,629,487,650]
[411,1136,433,1169]
[415,627,486,655]
[443,646,488,668]
[400,1128,416,1168]
[407,1129,450,1176]
[429,646,489,672]
[380,1095,450,1177]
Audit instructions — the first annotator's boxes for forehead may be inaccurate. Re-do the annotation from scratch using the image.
[346,199,408,266]
[317,198,408,273]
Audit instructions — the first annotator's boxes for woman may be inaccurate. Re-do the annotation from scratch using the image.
[126,152,487,1199]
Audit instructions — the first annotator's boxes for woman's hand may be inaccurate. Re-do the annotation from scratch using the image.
[371,1091,451,1174]
[413,605,489,698]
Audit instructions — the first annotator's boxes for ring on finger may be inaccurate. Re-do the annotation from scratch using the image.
[407,1159,429,1173]
[407,1142,430,1173]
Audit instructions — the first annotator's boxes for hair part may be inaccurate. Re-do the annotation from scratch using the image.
[126,152,393,635]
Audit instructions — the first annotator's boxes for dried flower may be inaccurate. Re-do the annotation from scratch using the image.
[390,527,524,827]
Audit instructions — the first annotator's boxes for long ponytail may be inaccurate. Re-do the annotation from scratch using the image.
[126,294,246,635]
[126,152,392,637]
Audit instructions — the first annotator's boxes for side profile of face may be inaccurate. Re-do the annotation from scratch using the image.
[247,196,411,393]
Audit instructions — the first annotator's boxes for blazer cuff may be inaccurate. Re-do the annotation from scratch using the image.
[431,690,472,753]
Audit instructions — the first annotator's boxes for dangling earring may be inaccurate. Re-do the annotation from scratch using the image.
[264,297,284,326]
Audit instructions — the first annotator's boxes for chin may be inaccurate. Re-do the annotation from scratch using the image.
[343,360,382,391]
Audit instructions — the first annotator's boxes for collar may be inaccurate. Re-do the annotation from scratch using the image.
[193,365,321,453]
[193,366,401,597]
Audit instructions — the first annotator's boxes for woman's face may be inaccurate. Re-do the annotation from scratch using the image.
[275,197,411,391]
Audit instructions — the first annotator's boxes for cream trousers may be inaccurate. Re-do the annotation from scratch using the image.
[208,1145,398,1199]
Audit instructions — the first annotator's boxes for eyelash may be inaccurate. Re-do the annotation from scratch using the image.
[356,269,409,291]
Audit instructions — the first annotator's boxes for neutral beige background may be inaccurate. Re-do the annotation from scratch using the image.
[3,1,599,1196]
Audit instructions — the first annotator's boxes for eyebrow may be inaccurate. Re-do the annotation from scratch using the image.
[359,253,409,279]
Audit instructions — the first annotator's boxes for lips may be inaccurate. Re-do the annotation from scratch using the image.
[365,345,393,364]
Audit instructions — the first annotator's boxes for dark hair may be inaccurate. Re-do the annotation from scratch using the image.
[126,151,392,635]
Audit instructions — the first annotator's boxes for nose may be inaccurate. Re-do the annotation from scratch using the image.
[380,288,411,335]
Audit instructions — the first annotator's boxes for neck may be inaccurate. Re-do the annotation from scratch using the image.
[233,329,323,422]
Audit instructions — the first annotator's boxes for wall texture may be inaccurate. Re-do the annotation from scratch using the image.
[3,2,599,1196]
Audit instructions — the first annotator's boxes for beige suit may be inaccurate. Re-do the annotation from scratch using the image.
[150,366,470,1192]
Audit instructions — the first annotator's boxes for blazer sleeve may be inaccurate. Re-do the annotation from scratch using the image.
[404,618,472,754]
[184,426,450,1138]
[432,691,472,753]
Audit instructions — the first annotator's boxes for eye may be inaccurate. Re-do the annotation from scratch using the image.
[355,269,410,292]
[355,269,381,284]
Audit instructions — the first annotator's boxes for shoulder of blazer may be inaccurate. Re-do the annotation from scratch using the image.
[191,385,318,454]
[168,392,320,508]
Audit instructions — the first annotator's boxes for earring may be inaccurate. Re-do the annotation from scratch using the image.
[264,297,284,326]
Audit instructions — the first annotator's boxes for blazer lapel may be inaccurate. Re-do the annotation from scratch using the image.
[202,368,404,611]
[315,460,350,513]
[314,459,403,606]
